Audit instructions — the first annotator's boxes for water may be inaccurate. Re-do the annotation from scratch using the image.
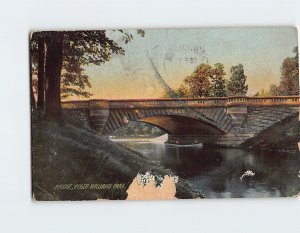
[115,138,300,198]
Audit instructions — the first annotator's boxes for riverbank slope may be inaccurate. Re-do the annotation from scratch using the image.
[32,116,201,200]
[242,115,299,151]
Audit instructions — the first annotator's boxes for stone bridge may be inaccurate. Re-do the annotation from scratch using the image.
[62,96,300,146]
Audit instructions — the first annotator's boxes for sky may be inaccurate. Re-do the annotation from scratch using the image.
[76,27,298,100]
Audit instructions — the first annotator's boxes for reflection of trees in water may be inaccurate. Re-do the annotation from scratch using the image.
[261,153,300,197]
[161,146,300,197]
[112,121,164,137]
[164,147,225,177]
[120,141,300,197]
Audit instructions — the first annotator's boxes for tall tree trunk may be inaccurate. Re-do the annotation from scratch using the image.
[37,36,45,112]
[29,36,36,111]
[30,66,36,111]
[45,33,64,118]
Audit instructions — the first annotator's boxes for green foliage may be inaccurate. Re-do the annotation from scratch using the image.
[278,46,299,95]
[112,122,164,137]
[165,62,246,98]
[184,63,212,97]
[255,88,271,97]
[176,84,190,97]
[210,63,227,97]
[61,66,92,98]
[227,64,248,96]
[31,30,145,99]
[169,63,227,98]
[256,46,299,97]
[269,84,280,96]
[161,84,190,98]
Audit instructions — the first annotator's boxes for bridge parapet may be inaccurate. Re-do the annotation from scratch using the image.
[62,101,89,109]
[89,100,109,109]
[227,96,300,106]
[62,96,300,109]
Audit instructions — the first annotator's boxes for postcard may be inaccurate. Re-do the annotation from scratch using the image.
[30,27,300,200]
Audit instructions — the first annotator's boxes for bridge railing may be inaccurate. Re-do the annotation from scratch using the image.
[61,100,89,109]
[62,96,300,109]
[228,96,300,106]
[107,97,231,108]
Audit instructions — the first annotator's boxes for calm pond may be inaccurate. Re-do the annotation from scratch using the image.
[114,137,300,198]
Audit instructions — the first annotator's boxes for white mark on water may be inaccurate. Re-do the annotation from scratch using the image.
[240,170,255,181]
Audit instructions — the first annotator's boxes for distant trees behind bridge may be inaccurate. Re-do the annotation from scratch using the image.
[112,121,163,137]
[255,46,299,97]
[166,46,299,98]
[165,62,248,98]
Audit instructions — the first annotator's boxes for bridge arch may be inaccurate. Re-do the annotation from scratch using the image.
[102,108,231,135]
[62,96,300,146]
[140,115,225,136]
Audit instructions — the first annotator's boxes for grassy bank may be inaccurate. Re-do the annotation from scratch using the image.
[32,115,201,201]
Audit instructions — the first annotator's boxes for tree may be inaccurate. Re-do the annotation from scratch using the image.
[269,84,280,96]
[260,47,299,97]
[256,88,270,97]
[112,122,163,137]
[184,63,212,97]
[227,64,248,96]
[30,30,144,118]
[161,83,189,98]
[37,36,46,111]
[278,46,299,95]
[44,32,64,117]
[176,84,189,97]
[30,32,47,112]
[29,40,36,111]
[210,63,227,97]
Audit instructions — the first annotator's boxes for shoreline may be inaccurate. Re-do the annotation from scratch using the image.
[32,119,202,200]
[111,136,299,153]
